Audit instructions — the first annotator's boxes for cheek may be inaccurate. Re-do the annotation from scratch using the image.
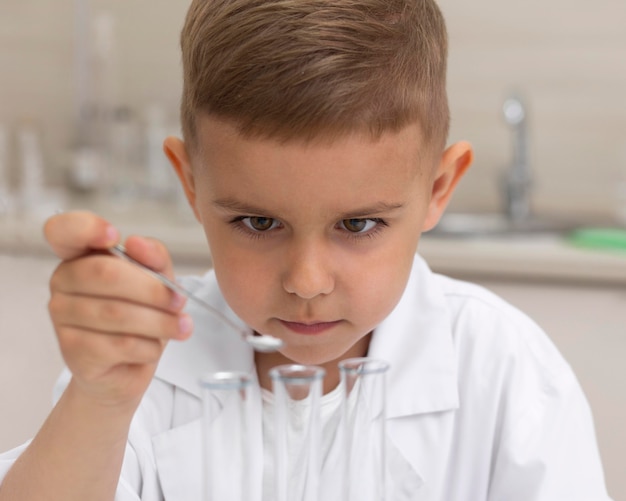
[346,251,413,317]
[213,250,257,289]
[211,249,275,322]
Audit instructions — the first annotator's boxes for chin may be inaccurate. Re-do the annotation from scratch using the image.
[279,351,327,367]
[282,343,358,368]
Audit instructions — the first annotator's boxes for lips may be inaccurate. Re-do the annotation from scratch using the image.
[279,319,342,335]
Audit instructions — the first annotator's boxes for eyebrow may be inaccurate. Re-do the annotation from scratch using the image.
[336,202,405,219]
[213,198,404,219]
[213,198,278,216]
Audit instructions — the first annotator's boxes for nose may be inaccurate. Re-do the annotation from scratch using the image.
[282,242,335,299]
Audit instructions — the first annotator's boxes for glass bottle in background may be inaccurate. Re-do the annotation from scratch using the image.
[144,104,175,200]
[16,123,44,215]
[270,364,325,501]
[339,358,390,501]
[107,106,141,205]
[616,142,626,226]
[200,371,254,501]
[68,8,118,194]
[0,124,11,216]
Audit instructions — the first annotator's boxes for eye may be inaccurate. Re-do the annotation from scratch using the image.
[340,218,378,233]
[241,216,279,232]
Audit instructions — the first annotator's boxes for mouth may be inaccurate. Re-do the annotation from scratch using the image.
[279,319,342,335]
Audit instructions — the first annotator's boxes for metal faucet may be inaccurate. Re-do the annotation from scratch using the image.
[501,94,532,222]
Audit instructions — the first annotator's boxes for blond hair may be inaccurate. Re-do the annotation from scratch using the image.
[180,0,449,149]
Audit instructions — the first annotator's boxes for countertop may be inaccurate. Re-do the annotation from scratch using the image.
[1,200,626,286]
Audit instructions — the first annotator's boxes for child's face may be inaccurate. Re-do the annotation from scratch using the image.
[166,116,470,371]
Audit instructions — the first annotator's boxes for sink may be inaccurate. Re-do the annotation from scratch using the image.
[429,212,581,238]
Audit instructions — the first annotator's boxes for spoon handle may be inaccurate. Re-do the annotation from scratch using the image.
[108,244,248,337]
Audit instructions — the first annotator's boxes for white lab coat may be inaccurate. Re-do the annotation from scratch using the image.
[0,254,612,500]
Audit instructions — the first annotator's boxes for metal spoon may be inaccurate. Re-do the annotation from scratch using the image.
[108,244,284,352]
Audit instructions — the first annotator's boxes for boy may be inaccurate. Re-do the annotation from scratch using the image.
[0,0,612,499]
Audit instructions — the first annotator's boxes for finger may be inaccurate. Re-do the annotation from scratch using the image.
[50,255,187,314]
[49,289,193,341]
[44,211,119,260]
[122,235,176,279]
[59,326,166,380]
[60,329,166,394]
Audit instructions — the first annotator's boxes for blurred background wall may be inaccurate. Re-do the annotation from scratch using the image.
[440,0,626,219]
[0,0,625,220]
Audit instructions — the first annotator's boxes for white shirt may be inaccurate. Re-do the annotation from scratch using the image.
[0,254,612,500]
[261,383,344,501]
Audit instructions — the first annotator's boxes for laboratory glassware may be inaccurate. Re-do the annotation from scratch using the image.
[17,125,45,212]
[0,124,10,216]
[108,244,283,352]
[270,364,326,501]
[339,358,390,501]
[200,371,254,501]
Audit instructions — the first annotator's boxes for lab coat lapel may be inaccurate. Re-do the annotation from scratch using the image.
[152,388,265,501]
[370,255,459,418]
[317,429,424,501]
[386,437,426,499]
[152,418,203,500]
[369,255,460,494]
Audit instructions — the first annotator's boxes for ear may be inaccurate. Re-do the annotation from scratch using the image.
[422,141,473,231]
[163,136,202,222]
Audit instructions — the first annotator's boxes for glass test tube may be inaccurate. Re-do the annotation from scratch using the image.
[200,371,253,501]
[270,364,326,501]
[339,358,390,501]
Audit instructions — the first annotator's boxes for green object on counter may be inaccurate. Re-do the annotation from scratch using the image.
[568,228,626,253]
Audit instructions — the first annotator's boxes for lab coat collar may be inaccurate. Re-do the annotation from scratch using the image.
[369,254,460,418]
[152,386,265,501]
